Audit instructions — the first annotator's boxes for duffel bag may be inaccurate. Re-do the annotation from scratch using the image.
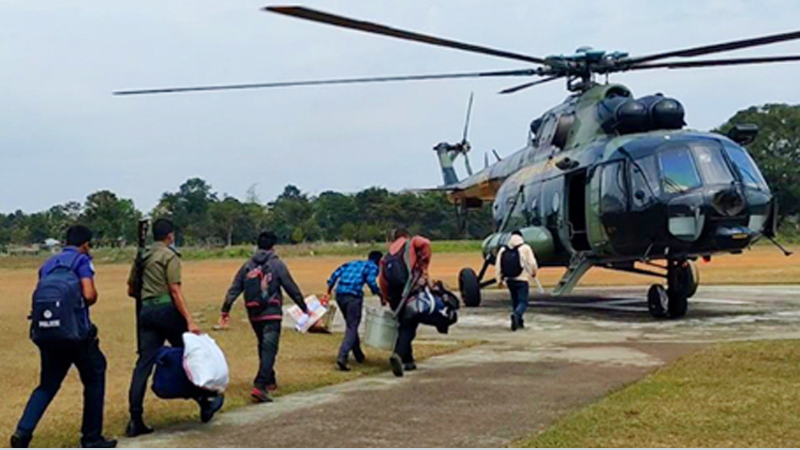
[152,347,198,399]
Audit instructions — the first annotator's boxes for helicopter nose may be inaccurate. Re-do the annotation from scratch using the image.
[711,187,745,217]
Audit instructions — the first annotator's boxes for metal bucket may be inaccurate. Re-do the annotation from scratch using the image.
[363,307,398,350]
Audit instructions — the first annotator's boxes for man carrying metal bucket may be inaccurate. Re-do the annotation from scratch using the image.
[325,251,383,371]
[378,229,432,377]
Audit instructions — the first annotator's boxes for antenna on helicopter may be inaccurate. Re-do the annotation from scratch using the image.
[492,149,502,162]
[484,152,489,169]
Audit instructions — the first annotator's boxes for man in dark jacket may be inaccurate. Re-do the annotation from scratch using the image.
[217,231,309,403]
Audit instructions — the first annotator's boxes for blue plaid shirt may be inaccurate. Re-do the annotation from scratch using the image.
[328,260,381,299]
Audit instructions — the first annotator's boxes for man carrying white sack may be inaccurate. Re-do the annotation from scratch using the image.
[496,230,539,332]
[218,230,309,403]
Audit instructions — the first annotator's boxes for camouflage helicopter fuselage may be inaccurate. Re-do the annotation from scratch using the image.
[440,83,774,313]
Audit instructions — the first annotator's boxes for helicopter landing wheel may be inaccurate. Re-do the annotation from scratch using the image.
[647,284,669,319]
[665,260,691,318]
[459,267,481,307]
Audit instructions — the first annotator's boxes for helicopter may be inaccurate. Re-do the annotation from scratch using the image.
[115,6,799,319]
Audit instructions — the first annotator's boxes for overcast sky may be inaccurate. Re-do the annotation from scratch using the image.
[2,0,799,213]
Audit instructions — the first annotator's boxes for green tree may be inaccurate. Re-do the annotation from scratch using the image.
[314,191,356,241]
[716,104,800,219]
[268,185,314,243]
[82,190,140,245]
[210,196,244,247]
[154,178,218,244]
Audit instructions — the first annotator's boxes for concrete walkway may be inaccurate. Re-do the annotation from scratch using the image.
[121,285,800,448]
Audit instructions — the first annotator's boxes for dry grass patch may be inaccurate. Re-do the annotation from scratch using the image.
[522,340,800,447]
[0,258,473,448]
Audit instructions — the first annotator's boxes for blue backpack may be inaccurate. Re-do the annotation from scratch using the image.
[30,252,90,347]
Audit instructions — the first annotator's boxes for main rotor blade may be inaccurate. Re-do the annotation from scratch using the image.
[626,28,800,65]
[265,6,548,65]
[498,75,563,95]
[114,69,538,96]
[628,55,800,70]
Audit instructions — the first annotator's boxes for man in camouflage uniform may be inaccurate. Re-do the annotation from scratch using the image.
[125,219,223,437]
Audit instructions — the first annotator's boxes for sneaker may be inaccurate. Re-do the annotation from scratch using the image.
[510,314,518,332]
[10,431,31,448]
[251,388,272,403]
[124,419,153,438]
[389,353,404,377]
[200,395,225,423]
[266,383,278,392]
[403,362,417,372]
[81,437,118,448]
[336,359,351,371]
[519,317,525,329]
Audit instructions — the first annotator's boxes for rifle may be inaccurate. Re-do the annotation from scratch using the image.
[133,219,149,353]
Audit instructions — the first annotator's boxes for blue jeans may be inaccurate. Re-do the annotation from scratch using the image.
[336,294,365,363]
[17,332,107,443]
[506,280,529,322]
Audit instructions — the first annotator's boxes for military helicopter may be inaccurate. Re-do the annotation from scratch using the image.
[116,6,799,319]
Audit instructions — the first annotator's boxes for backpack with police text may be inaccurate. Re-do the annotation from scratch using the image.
[501,245,524,278]
[30,252,90,347]
[382,240,410,308]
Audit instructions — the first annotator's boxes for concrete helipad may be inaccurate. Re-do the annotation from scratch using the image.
[120,285,800,448]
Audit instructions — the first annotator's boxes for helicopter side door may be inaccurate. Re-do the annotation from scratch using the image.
[597,160,632,255]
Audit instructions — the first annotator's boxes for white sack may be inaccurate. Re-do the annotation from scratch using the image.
[182,332,229,393]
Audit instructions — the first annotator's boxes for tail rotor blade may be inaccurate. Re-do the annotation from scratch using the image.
[462,92,474,144]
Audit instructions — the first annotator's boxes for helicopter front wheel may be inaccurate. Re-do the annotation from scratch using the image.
[459,267,481,307]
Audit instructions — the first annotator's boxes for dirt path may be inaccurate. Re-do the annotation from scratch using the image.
[120,285,800,447]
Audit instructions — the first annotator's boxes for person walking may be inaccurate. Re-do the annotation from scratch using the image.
[125,219,223,437]
[217,231,309,403]
[326,251,383,371]
[379,228,432,377]
[496,230,538,331]
[12,226,116,448]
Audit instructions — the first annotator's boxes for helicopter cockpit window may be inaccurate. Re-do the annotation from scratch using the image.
[630,155,660,208]
[692,142,734,185]
[658,147,702,194]
[723,143,769,190]
[537,115,558,147]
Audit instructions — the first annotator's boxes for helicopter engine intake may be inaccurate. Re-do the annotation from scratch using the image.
[598,94,686,135]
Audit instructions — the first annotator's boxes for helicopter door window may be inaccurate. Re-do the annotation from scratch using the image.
[630,155,660,209]
[723,144,768,190]
[692,143,734,185]
[658,147,702,194]
[600,162,628,214]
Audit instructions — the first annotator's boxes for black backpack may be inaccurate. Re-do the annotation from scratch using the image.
[30,252,90,347]
[382,240,410,307]
[242,260,282,321]
[501,245,523,278]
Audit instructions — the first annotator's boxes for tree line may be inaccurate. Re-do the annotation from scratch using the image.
[0,181,494,248]
[2,103,799,248]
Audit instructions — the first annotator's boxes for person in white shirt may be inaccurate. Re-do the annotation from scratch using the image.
[495,231,538,331]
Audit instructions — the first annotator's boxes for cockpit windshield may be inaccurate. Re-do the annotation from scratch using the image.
[691,142,734,185]
[723,143,769,190]
[658,147,702,194]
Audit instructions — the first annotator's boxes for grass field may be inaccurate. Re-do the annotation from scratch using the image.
[0,255,475,448]
[522,340,800,447]
[0,245,796,447]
